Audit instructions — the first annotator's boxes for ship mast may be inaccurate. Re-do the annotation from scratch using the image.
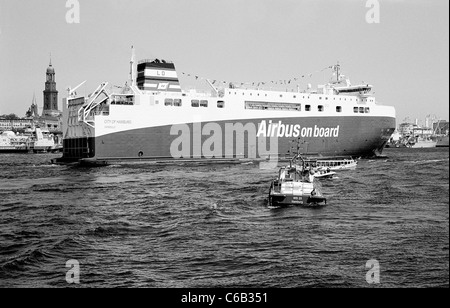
[130,46,136,87]
[335,62,340,83]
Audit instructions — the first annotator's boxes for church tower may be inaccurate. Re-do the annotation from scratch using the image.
[42,58,59,117]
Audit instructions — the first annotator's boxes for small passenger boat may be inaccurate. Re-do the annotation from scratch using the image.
[312,167,336,179]
[303,157,357,171]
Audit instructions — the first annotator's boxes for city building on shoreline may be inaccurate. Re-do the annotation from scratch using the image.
[0,59,62,134]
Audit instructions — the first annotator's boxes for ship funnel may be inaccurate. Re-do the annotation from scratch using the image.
[136,59,181,92]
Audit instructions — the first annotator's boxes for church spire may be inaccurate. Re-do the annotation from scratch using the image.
[43,56,59,117]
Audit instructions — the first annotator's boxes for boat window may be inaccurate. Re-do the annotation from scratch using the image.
[353,107,358,113]
[191,100,199,107]
[111,95,134,105]
[200,100,208,107]
[245,101,301,111]
[164,98,173,106]
[217,100,225,108]
[305,105,311,111]
[336,106,342,113]
[174,99,182,107]
[359,107,364,113]
[365,107,370,113]
[318,105,324,112]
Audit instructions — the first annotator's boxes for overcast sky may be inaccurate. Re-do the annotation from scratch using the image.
[0,0,448,125]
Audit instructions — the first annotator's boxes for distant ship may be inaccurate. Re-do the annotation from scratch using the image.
[28,127,61,153]
[0,127,61,153]
[0,131,30,153]
[55,49,396,164]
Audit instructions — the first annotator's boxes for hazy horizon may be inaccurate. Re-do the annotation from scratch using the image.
[0,0,448,126]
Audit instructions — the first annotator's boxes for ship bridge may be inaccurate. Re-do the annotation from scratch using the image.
[137,59,181,93]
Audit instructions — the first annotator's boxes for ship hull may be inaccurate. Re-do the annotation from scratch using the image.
[0,148,29,154]
[61,116,395,162]
[269,193,327,207]
[410,141,437,148]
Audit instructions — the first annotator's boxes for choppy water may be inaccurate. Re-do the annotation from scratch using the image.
[0,148,448,288]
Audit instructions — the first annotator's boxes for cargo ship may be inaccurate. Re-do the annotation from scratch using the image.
[55,49,396,164]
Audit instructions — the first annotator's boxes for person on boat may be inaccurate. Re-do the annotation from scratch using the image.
[302,169,309,180]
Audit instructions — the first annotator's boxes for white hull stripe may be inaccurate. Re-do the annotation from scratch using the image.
[143,83,158,88]
[144,69,178,79]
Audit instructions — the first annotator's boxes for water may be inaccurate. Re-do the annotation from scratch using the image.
[0,148,448,288]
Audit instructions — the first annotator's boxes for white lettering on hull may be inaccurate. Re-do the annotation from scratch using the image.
[256,120,339,138]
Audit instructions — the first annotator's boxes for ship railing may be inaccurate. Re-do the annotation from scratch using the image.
[138,59,173,65]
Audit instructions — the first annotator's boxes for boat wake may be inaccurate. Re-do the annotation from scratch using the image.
[412,158,449,164]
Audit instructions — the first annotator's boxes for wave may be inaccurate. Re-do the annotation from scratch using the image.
[0,248,54,277]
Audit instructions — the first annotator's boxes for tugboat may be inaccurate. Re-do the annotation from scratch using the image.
[268,153,327,207]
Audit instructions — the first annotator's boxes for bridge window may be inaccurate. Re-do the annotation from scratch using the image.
[354,107,358,113]
[191,100,199,107]
[365,107,370,113]
[217,100,225,108]
[200,100,208,107]
[305,105,311,111]
[164,98,173,106]
[318,105,324,112]
[336,106,342,113]
[359,107,364,113]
